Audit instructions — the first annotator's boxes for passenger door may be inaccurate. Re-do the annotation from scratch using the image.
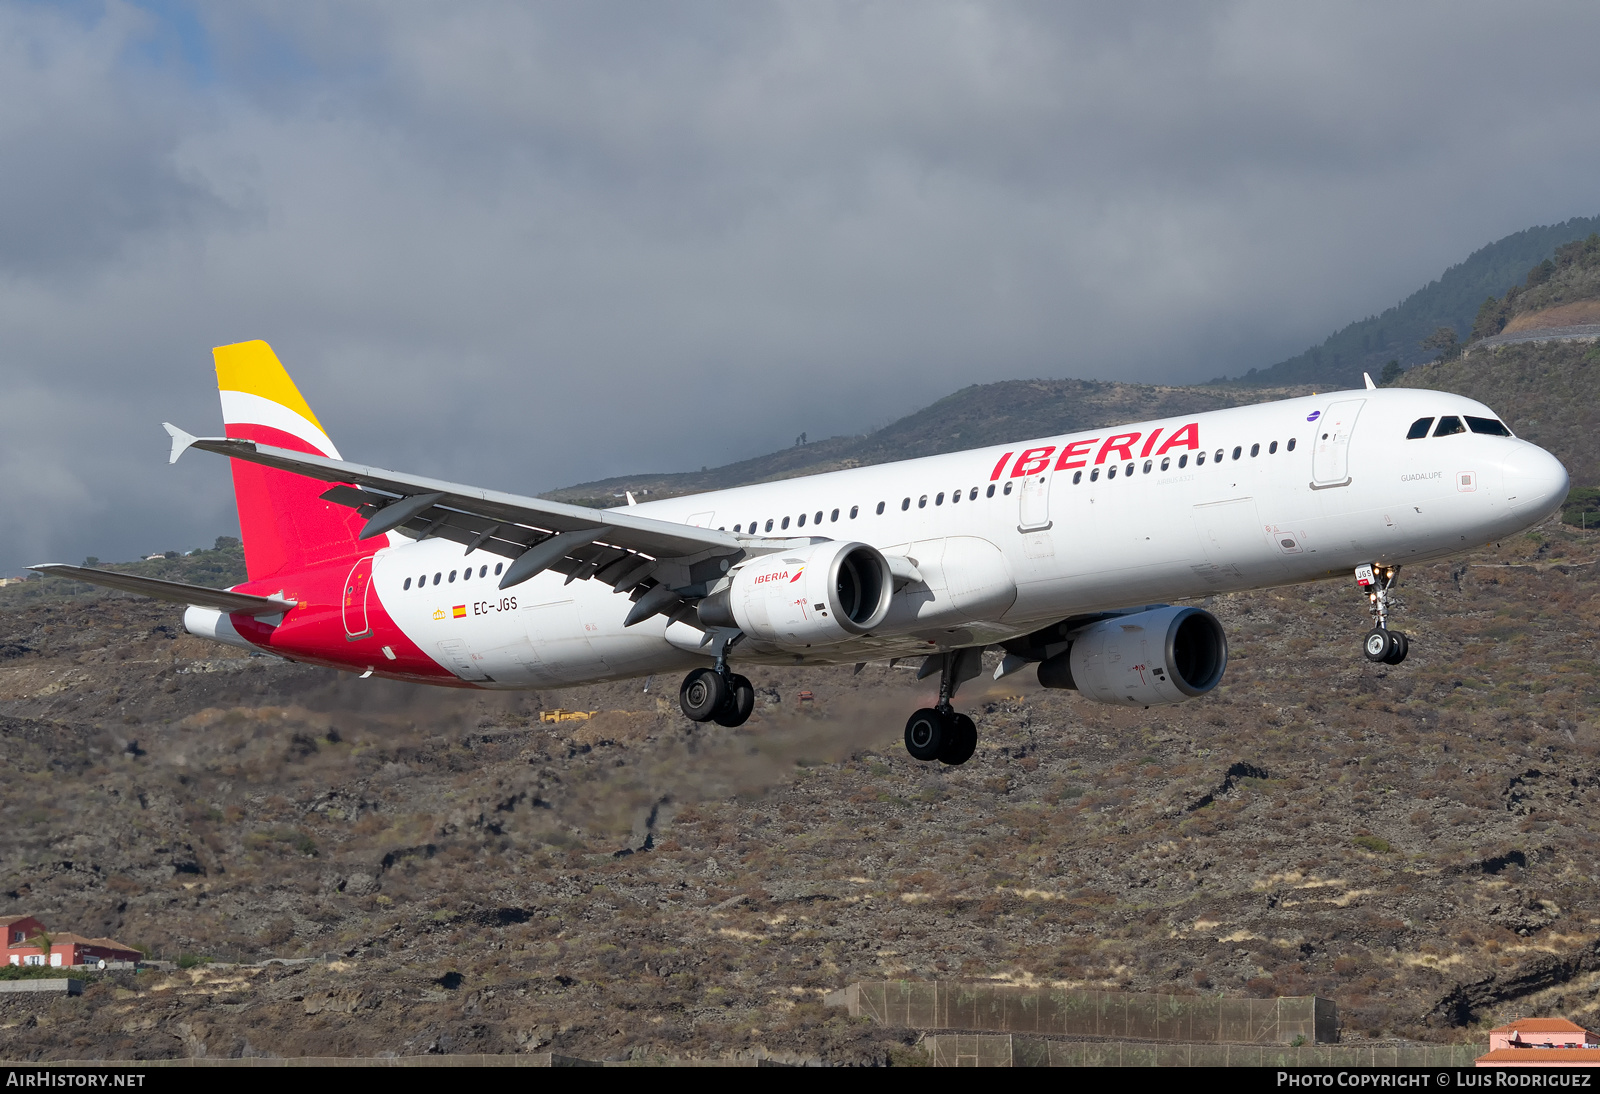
[1311,399,1364,487]
[341,556,374,640]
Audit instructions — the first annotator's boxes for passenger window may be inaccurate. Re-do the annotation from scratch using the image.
[494,563,503,575]
[449,570,457,582]
[1160,457,1169,471]
[462,568,470,581]
[1466,416,1512,436]
[1250,443,1259,457]
[1434,416,1465,437]
[480,565,487,578]
[901,498,910,510]
[969,487,978,501]
[1406,417,1434,440]
[1143,459,1152,474]
[1215,449,1224,463]
[1179,454,1188,468]
[404,577,412,590]
[935,492,944,506]
[850,506,859,518]
[797,513,806,527]
[875,502,884,515]
[781,516,791,529]
[1287,437,1296,452]
[1003,481,1013,495]
[1232,446,1242,460]
[1269,441,1278,454]
[1108,465,1118,479]
[986,484,995,498]
[433,573,442,585]
[950,489,959,505]
[918,495,928,508]
[831,509,840,521]
[1090,468,1100,481]
[1073,470,1082,484]
[733,524,741,533]
[765,519,774,531]
[815,511,823,524]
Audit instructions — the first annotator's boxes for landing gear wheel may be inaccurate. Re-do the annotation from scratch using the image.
[1362,628,1396,663]
[679,667,728,722]
[1382,631,1409,666]
[939,713,977,766]
[711,673,755,727]
[904,707,948,762]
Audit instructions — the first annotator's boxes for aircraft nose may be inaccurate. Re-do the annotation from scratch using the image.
[1503,443,1569,518]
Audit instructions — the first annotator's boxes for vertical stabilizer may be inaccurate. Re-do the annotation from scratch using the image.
[214,340,375,580]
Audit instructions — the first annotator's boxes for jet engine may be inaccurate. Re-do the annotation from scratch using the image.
[1036,605,1227,707]
[697,541,892,649]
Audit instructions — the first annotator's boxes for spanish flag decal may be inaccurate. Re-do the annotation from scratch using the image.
[452,605,467,619]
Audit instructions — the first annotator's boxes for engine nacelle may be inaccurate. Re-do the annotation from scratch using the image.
[1037,605,1227,706]
[698,541,891,649]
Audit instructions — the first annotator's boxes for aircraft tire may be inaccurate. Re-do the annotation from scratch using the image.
[712,674,756,727]
[1383,631,1409,665]
[679,668,728,722]
[1362,628,1395,663]
[939,713,977,766]
[904,707,947,762]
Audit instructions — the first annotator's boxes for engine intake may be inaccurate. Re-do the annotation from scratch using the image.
[1037,605,1227,706]
[698,541,891,649]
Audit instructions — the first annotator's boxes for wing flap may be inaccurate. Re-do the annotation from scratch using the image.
[29,564,296,616]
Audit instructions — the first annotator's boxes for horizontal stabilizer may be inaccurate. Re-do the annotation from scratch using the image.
[28,564,296,617]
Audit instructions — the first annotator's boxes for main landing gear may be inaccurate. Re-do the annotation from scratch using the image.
[1355,563,1409,665]
[678,667,755,727]
[904,648,981,766]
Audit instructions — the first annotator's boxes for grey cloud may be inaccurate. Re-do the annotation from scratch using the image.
[3,1,1600,573]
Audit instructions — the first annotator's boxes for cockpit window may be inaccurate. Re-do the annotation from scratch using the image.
[1466,415,1512,437]
[1406,417,1434,440]
[1433,415,1465,437]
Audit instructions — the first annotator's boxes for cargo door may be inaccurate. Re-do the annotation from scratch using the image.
[436,638,491,681]
[1311,399,1364,487]
[342,556,374,640]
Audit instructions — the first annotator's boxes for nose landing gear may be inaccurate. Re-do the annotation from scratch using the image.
[903,648,982,766]
[1356,563,1409,665]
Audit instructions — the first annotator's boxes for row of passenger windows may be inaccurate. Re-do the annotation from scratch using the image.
[1406,415,1512,439]
[1067,437,1297,484]
[729,483,1023,534]
[403,561,505,591]
[727,439,1312,531]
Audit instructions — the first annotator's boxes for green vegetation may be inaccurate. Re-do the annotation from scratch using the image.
[1470,233,1600,340]
[0,964,86,981]
[1232,215,1600,389]
[1563,486,1600,528]
[1352,835,1392,854]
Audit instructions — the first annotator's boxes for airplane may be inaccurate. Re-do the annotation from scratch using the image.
[34,340,1569,766]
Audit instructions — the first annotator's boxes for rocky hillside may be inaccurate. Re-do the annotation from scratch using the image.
[1231,216,1600,390]
[0,519,1596,1060]
[1470,233,1600,341]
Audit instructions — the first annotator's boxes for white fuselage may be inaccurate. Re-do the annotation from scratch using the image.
[365,387,1568,688]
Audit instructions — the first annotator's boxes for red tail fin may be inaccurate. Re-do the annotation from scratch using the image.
[214,340,378,581]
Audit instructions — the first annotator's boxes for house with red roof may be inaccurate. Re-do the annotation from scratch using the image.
[1478,1018,1600,1067]
[1,916,141,968]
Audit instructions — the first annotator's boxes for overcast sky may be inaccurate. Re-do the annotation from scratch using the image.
[4,1,1600,572]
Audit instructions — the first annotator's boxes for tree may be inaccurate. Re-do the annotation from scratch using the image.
[81,556,98,568]
[1420,327,1461,361]
[1471,295,1508,341]
[1379,360,1403,386]
[213,536,240,551]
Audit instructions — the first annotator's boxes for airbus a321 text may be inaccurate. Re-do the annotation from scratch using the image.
[37,341,1569,766]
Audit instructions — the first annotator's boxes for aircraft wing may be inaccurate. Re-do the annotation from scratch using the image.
[164,425,785,603]
[28,563,296,616]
